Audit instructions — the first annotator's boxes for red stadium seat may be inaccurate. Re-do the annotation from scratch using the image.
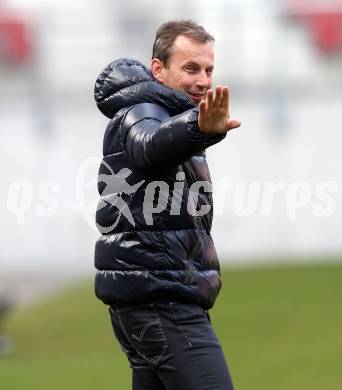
[0,12,33,64]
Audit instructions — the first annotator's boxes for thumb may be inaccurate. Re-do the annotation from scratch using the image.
[227,119,241,130]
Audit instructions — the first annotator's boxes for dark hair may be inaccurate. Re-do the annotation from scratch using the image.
[152,19,214,66]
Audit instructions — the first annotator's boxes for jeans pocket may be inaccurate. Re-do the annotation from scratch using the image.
[109,307,146,365]
[116,304,168,366]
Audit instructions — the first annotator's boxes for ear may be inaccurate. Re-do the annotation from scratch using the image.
[150,58,165,83]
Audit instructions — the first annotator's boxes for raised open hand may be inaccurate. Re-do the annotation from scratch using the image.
[198,86,241,134]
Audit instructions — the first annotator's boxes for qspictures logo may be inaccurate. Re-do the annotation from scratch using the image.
[6,157,339,232]
[94,160,213,232]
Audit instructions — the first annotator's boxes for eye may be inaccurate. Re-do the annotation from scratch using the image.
[185,65,195,72]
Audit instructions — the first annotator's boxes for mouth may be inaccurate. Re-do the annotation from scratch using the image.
[187,92,205,104]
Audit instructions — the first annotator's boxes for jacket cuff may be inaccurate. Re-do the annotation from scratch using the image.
[186,108,227,146]
[166,108,226,155]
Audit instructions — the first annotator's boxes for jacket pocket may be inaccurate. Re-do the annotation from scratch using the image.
[184,240,202,285]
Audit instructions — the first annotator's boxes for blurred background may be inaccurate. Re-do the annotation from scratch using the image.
[0,0,341,389]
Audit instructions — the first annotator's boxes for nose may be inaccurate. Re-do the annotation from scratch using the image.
[195,71,211,90]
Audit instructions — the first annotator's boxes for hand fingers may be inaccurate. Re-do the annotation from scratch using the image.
[213,85,222,108]
[206,89,214,110]
[222,86,229,115]
[199,100,206,118]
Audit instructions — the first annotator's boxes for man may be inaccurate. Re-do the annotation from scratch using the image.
[94,19,240,390]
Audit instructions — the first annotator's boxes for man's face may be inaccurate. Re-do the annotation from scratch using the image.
[151,35,214,104]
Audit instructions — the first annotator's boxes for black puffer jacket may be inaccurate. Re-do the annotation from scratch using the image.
[94,58,226,310]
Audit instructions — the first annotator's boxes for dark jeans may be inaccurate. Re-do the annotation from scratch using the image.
[108,301,234,390]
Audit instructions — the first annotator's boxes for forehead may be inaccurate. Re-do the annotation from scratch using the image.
[169,35,214,66]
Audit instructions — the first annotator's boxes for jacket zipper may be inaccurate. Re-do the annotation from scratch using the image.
[184,240,202,285]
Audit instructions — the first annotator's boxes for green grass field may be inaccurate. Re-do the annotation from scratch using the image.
[1,262,341,390]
